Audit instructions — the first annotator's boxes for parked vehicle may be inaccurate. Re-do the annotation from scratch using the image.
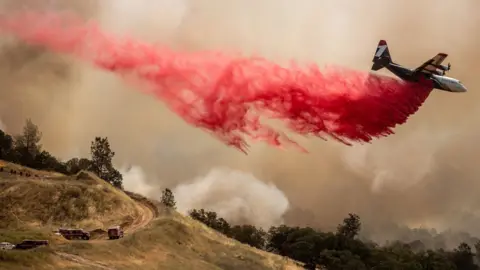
[59,228,91,240]
[107,226,124,240]
[14,240,48,250]
[0,242,15,250]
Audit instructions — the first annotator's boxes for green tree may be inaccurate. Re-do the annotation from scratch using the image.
[319,250,367,270]
[451,242,478,270]
[187,210,467,269]
[280,227,324,268]
[266,225,299,256]
[475,240,480,265]
[65,158,92,175]
[372,243,422,270]
[337,213,361,239]
[78,158,92,171]
[416,250,456,270]
[0,129,13,161]
[35,150,66,173]
[215,217,231,235]
[90,137,123,188]
[189,209,231,235]
[14,119,42,167]
[228,225,267,250]
[407,240,426,252]
[189,209,205,222]
[161,188,176,209]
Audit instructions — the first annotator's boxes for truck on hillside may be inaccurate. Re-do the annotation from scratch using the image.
[107,226,124,240]
[59,228,90,240]
[14,240,49,250]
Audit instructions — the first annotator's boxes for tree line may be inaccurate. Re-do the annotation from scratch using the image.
[0,119,123,188]
[3,119,480,269]
[161,189,480,270]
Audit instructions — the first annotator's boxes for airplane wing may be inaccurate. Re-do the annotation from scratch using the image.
[413,53,448,74]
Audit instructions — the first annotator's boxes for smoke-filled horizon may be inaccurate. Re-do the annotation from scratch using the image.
[1,0,480,247]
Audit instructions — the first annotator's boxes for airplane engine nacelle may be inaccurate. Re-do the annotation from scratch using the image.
[439,63,451,71]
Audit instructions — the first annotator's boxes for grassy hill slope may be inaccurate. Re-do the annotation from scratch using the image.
[0,161,302,270]
[0,160,147,231]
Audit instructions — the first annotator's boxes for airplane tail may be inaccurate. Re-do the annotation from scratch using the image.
[371,40,392,71]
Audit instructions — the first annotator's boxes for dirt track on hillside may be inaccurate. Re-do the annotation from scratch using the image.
[87,192,158,240]
[124,195,157,233]
[55,192,159,268]
[0,169,159,239]
[0,163,160,269]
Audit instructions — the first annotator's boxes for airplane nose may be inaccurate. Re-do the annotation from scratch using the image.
[461,84,468,92]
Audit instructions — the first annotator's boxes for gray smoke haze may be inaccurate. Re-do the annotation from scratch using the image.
[1,0,480,245]
[119,165,158,198]
[174,167,290,229]
[119,164,290,228]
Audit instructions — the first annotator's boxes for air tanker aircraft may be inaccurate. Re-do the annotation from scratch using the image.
[371,40,467,93]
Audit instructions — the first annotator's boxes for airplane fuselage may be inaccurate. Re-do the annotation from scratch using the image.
[384,62,467,93]
[430,74,467,92]
[385,63,415,81]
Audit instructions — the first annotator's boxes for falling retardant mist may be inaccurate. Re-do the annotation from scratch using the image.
[0,11,433,153]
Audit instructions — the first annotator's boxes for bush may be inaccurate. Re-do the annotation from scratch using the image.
[0,120,124,188]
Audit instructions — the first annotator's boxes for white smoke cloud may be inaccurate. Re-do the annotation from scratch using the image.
[119,165,159,198]
[174,167,290,229]
[120,165,290,229]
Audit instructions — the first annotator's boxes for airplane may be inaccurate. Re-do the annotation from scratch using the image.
[371,40,467,92]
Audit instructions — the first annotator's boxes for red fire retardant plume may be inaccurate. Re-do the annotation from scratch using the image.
[0,12,433,153]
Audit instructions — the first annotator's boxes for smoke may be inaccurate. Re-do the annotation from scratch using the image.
[343,129,456,193]
[174,167,289,229]
[1,0,480,247]
[120,164,290,229]
[119,165,158,198]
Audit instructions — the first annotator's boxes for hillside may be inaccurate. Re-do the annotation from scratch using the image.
[0,161,302,270]
[0,161,151,231]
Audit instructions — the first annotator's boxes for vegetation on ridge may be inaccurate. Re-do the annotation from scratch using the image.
[2,118,480,269]
[0,118,123,188]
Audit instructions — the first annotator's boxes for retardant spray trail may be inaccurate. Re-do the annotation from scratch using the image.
[0,11,433,153]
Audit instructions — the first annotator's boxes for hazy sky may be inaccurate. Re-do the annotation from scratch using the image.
[1,0,480,240]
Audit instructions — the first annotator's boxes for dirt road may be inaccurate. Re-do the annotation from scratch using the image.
[124,196,156,233]
[55,193,159,268]
[87,193,158,240]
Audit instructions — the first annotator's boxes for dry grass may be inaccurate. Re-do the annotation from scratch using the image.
[47,213,300,270]
[0,161,303,270]
[0,169,142,230]
[0,228,58,270]
[0,160,64,178]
